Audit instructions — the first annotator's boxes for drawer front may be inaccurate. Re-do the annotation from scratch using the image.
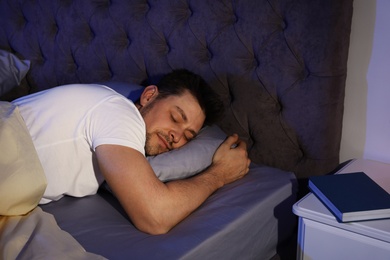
[297,218,390,260]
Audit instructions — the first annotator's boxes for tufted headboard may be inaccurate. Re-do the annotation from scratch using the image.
[0,0,353,179]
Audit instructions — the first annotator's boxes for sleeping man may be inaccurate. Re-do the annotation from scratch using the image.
[9,69,250,234]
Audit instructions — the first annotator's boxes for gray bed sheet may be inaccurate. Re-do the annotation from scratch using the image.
[41,164,297,260]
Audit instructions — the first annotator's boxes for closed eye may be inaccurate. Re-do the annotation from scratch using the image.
[171,106,197,141]
[185,130,197,142]
[171,114,177,123]
[171,112,183,124]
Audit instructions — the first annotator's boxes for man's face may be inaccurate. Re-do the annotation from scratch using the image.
[139,89,205,156]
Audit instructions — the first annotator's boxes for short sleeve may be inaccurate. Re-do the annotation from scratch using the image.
[84,96,146,155]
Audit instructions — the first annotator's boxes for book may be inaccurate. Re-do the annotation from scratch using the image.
[308,172,390,222]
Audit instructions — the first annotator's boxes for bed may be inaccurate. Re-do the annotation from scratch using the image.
[0,0,353,259]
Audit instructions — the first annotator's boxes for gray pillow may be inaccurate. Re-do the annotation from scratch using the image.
[0,50,30,95]
[147,124,226,182]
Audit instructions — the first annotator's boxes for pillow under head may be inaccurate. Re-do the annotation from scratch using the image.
[147,124,226,182]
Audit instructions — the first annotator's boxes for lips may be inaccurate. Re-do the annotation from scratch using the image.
[157,132,172,151]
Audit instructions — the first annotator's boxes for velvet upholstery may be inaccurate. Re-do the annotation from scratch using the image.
[0,0,353,179]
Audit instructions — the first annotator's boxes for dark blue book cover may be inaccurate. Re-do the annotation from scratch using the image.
[308,172,390,222]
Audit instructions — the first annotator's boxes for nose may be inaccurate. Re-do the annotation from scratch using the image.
[169,129,184,144]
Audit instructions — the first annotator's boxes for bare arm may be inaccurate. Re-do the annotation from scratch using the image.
[95,134,250,235]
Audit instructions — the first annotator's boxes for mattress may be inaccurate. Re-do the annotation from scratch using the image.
[41,164,297,259]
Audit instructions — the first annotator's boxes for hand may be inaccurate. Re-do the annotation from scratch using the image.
[210,134,251,185]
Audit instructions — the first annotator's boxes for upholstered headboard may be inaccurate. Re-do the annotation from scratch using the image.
[0,0,353,179]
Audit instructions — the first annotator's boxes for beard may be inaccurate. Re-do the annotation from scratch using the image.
[140,100,157,156]
[144,130,172,156]
[144,132,157,156]
[139,98,173,156]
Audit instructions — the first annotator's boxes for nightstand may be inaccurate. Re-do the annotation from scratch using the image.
[293,159,390,260]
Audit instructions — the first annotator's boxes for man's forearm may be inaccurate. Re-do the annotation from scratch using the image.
[97,135,249,235]
[97,145,224,235]
[130,165,224,234]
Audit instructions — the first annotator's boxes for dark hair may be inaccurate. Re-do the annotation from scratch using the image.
[155,69,224,126]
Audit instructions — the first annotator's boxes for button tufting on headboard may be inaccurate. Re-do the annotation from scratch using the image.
[0,0,354,179]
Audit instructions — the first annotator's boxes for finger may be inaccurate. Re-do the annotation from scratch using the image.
[236,139,247,149]
[224,134,239,147]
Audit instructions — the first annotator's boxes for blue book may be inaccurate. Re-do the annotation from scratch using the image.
[308,172,390,222]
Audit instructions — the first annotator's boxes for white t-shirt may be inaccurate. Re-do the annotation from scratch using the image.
[13,84,146,204]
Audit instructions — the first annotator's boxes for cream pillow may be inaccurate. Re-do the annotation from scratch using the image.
[0,102,47,216]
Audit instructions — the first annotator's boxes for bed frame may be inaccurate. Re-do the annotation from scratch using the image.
[0,0,353,259]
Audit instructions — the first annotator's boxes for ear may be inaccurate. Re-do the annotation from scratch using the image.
[139,85,159,106]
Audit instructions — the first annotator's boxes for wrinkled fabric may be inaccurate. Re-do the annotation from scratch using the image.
[0,207,107,260]
[0,50,30,95]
